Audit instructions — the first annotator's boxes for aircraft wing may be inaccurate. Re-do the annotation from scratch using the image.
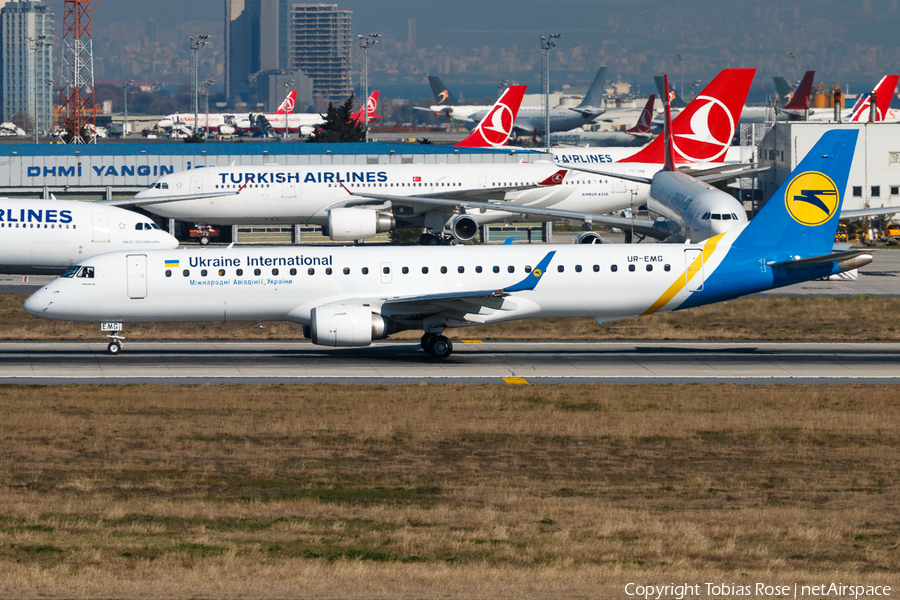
[559,163,768,185]
[339,188,673,240]
[840,205,900,219]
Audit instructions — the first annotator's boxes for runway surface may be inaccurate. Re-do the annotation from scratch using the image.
[2,340,900,384]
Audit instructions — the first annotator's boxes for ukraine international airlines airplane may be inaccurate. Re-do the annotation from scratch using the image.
[0,199,178,275]
[25,130,867,359]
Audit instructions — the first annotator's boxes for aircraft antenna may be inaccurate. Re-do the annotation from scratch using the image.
[59,0,97,143]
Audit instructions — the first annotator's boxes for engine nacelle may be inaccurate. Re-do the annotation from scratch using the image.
[450,214,479,242]
[328,208,395,241]
[575,231,605,244]
[306,304,388,347]
[218,125,236,135]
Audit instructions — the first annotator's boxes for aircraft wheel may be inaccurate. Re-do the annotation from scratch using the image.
[427,335,453,359]
[107,340,122,355]
[420,333,436,352]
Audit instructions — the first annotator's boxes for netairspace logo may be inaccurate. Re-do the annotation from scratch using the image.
[624,582,892,599]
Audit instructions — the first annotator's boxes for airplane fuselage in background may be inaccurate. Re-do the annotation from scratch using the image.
[0,199,179,275]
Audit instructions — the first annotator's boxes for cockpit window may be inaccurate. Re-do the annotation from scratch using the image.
[722,214,732,220]
[711,214,721,220]
[61,265,79,278]
[76,266,95,278]
[702,212,710,220]
[135,223,143,230]
[152,182,169,190]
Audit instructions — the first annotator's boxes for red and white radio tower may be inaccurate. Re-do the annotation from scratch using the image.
[59,0,98,143]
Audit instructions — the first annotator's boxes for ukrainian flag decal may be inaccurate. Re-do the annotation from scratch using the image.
[165,259,179,268]
[784,171,840,226]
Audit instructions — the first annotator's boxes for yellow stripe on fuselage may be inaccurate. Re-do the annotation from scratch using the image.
[641,233,726,316]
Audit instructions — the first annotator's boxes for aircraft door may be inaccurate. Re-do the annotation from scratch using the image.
[190,175,203,194]
[684,249,704,293]
[92,213,110,243]
[282,181,296,198]
[127,254,148,299]
[380,262,392,284]
[612,179,626,193]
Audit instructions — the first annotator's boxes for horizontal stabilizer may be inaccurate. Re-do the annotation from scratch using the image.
[769,250,872,270]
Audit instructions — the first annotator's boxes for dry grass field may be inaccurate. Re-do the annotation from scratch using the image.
[0,384,898,599]
[3,293,900,342]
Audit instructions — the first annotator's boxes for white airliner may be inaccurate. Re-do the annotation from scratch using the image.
[804,75,899,123]
[158,91,302,135]
[24,130,868,359]
[0,199,179,275]
[119,70,756,245]
[549,94,656,148]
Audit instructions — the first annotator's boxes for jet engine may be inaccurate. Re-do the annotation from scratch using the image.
[304,304,388,347]
[449,214,479,242]
[575,231,604,244]
[327,208,395,241]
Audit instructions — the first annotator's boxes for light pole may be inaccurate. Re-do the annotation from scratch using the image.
[358,33,379,143]
[540,34,561,152]
[283,79,294,139]
[27,35,49,144]
[122,80,133,138]
[788,51,797,86]
[189,35,211,136]
[675,53,684,99]
[203,79,214,139]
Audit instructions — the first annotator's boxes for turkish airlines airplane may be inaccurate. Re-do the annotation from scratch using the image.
[805,75,899,122]
[115,69,756,245]
[24,130,867,359]
[157,91,300,134]
[549,94,656,147]
[0,199,178,275]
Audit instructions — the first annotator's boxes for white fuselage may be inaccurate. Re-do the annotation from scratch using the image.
[0,199,179,274]
[133,163,649,227]
[23,240,738,327]
[649,171,748,242]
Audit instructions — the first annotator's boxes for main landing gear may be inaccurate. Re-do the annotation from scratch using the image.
[421,333,453,359]
[418,232,458,246]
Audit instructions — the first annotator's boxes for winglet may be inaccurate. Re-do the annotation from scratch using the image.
[538,169,567,186]
[662,75,675,172]
[503,237,515,245]
[503,251,556,292]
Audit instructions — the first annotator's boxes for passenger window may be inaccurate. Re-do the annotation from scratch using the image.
[628,264,636,272]
[362,267,369,275]
[476,266,483,273]
[402,267,409,274]
[457,266,464,273]
[383,266,390,274]
[255,268,261,276]
[165,270,172,277]
[343,267,350,275]
[524,266,532,273]
[422,266,429,274]
[593,265,600,272]
[664,264,671,272]
[183,270,189,277]
[508,266,514,273]
[557,265,564,273]
[290,268,296,275]
[308,268,315,275]
[201,269,208,277]
[219,269,226,276]
[236,269,243,276]
[611,265,617,272]
[326,268,332,275]
[646,265,652,272]
[441,266,448,274]
[272,268,279,276]
[493,266,500,273]
[575,265,582,273]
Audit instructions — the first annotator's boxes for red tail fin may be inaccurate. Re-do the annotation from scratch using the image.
[783,70,815,110]
[274,91,297,114]
[619,68,755,165]
[625,94,656,134]
[850,75,899,121]
[350,91,381,125]
[454,85,527,148]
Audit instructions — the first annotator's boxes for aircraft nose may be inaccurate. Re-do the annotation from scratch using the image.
[23,287,57,316]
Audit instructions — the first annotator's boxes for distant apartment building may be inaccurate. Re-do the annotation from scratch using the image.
[288,4,352,103]
[0,0,53,133]
[226,1,352,105]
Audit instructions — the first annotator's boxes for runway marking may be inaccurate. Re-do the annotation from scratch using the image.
[461,340,483,343]
[502,377,530,384]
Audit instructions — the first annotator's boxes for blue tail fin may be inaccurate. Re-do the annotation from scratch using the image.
[735,129,858,257]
